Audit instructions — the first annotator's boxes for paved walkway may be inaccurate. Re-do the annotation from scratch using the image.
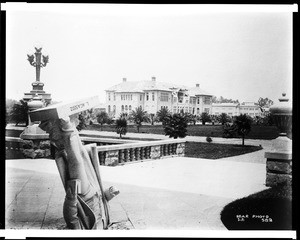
[5,126,273,230]
[6,155,268,230]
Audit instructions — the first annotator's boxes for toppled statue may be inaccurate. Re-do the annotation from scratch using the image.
[39,116,119,229]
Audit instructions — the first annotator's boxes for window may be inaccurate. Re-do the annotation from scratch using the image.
[185,107,188,112]
[192,98,196,104]
[160,92,169,102]
[108,93,111,101]
[113,94,116,101]
[121,105,124,112]
[204,108,209,113]
[197,108,200,114]
[140,94,143,101]
[152,92,155,101]
[131,95,132,101]
[113,105,116,113]
[173,97,177,103]
[125,105,128,111]
[197,97,200,104]
[173,107,177,113]
[108,105,111,113]
[193,108,195,114]
[146,93,149,101]
[204,96,211,104]
[129,105,132,111]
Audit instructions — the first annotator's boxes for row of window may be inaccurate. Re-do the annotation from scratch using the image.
[107,105,132,113]
[121,94,133,101]
[171,107,210,114]
[108,93,212,105]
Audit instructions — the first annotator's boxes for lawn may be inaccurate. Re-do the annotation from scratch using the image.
[185,142,263,159]
[87,123,281,140]
[220,183,292,230]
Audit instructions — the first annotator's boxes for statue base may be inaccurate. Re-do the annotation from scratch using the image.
[20,123,49,140]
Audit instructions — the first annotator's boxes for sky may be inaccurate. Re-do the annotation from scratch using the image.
[5,4,294,104]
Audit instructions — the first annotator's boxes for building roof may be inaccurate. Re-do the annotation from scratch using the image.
[106,79,212,96]
[188,86,212,97]
[212,103,239,107]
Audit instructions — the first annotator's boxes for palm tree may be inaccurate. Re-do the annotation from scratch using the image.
[234,114,252,146]
[115,116,127,138]
[129,106,150,133]
[9,100,29,126]
[163,113,188,139]
[218,113,231,125]
[200,112,211,125]
[156,107,171,126]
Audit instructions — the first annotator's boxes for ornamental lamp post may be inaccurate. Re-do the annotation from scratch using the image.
[27,47,49,83]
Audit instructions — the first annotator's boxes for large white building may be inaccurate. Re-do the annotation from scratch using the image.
[105,77,213,118]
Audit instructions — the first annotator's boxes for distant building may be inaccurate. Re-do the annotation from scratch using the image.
[105,77,213,118]
[211,103,240,117]
[239,102,262,117]
[212,102,262,117]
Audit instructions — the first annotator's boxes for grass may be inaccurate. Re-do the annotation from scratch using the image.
[220,183,292,230]
[185,141,263,159]
[87,124,281,140]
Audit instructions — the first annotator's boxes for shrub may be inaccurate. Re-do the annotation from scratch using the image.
[163,113,188,139]
[222,122,236,138]
[206,136,212,143]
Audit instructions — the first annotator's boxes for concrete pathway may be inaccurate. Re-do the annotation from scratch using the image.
[5,155,268,230]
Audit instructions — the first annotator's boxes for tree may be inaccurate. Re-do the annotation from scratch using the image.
[156,107,171,125]
[115,116,127,139]
[258,97,273,108]
[234,114,252,146]
[218,113,231,125]
[200,112,211,125]
[96,111,112,130]
[8,100,29,126]
[76,109,95,131]
[163,113,188,139]
[129,106,150,133]
[183,112,196,125]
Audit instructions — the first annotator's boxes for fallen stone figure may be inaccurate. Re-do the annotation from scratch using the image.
[39,117,119,229]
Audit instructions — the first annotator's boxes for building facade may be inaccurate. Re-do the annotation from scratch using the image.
[212,102,263,117]
[105,77,213,118]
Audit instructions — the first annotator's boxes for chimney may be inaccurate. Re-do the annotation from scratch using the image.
[196,83,200,88]
[123,78,127,82]
[152,76,156,81]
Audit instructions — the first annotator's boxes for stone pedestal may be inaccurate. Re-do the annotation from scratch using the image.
[265,149,292,187]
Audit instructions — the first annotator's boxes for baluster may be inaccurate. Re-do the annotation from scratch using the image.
[160,145,163,157]
[135,148,140,161]
[163,145,166,156]
[139,147,144,160]
[167,144,171,155]
[124,149,128,162]
[118,150,123,163]
[130,148,134,161]
[145,147,150,159]
[99,152,104,165]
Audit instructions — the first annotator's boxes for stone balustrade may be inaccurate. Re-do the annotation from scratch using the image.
[91,139,186,166]
[6,136,186,164]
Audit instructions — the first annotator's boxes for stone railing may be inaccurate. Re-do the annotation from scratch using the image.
[90,139,186,166]
[80,136,140,146]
